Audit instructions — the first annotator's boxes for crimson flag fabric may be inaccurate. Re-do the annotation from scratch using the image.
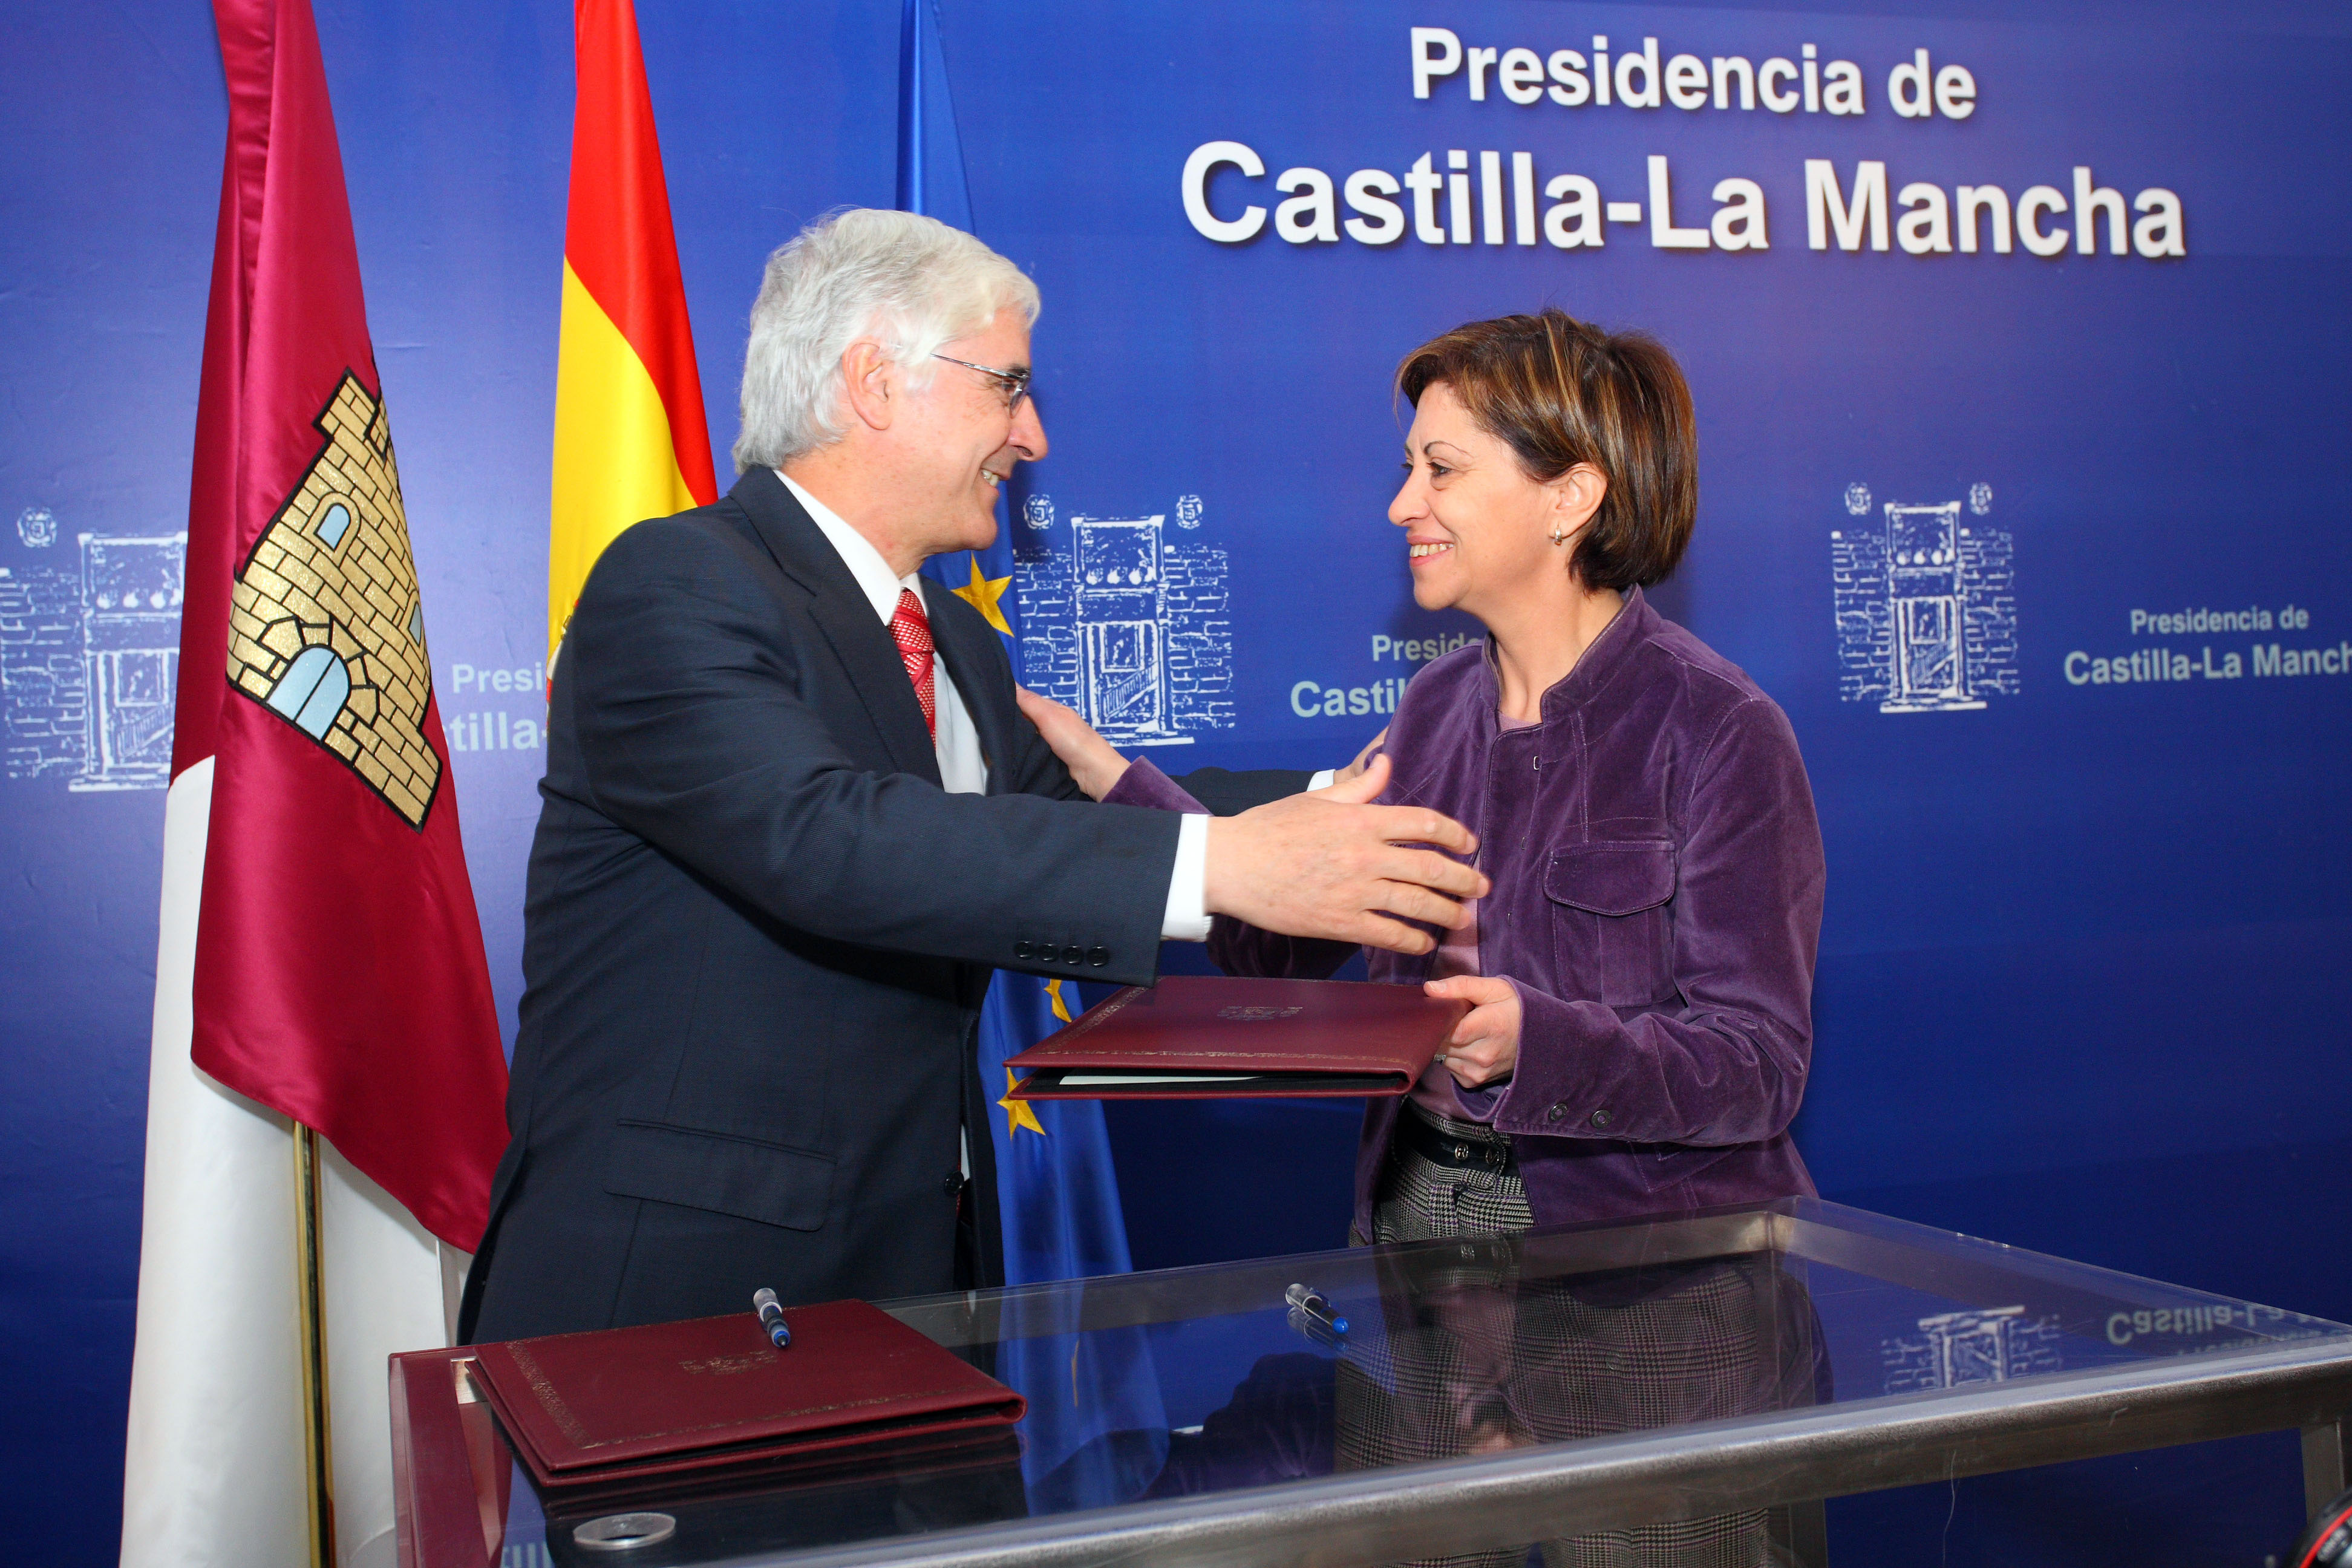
[179,0,508,1250]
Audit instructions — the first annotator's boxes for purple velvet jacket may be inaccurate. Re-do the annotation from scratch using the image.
[1116,588,1824,1240]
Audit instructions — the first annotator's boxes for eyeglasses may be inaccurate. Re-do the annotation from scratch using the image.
[932,353,1032,412]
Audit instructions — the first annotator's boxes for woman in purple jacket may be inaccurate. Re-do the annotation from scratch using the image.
[1034,309,1826,1246]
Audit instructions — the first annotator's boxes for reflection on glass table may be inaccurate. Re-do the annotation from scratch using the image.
[391,1198,2352,1568]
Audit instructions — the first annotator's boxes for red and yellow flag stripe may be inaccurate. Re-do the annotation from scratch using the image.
[549,0,716,659]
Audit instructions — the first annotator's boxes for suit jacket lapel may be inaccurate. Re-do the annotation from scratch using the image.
[923,573,1019,794]
[730,468,941,785]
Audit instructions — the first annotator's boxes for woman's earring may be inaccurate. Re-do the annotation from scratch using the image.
[1549,524,1568,545]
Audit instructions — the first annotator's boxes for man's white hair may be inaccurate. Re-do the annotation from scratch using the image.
[732,208,1041,474]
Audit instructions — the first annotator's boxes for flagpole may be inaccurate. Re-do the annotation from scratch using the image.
[896,0,924,214]
[292,1124,336,1568]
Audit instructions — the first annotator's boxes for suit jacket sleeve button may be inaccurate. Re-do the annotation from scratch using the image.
[1014,941,1034,960]
[1088,946,1109,967]
[1546,1103,1567,1124]
[1589,1108,1613,1129]
[1062,944,1083,964]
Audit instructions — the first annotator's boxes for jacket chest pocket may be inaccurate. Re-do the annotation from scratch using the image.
[1544,841,1678,1007]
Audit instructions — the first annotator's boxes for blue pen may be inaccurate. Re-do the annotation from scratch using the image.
[751,1287,792,1349]
[1285,1282,1348,1336]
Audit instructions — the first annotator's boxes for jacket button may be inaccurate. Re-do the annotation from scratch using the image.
[1014,941,1034,959]
[1590,1108,1613,1129]
[1062,944,1083,964]
[1546,1103,1567,1124]
[1088,946,1109,967]
[941,1174,961,1197]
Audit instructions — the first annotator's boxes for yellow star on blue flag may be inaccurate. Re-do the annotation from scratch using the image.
[950,550,1013,637]
[999,1067,1045,1140]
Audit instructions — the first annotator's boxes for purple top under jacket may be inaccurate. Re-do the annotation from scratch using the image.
[1109,587,1825,1240]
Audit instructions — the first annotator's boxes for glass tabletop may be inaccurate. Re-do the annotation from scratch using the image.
[421,1199,2352,1567]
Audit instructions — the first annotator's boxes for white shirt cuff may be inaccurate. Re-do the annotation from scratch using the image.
[1160,812,1213,941]
[1308,768,1337,791]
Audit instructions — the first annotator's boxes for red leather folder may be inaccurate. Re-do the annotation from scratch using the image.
[1004,976,1466,1100]
[465,1299,1025,1489]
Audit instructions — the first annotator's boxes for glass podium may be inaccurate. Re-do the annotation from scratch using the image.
[392,1199,2352,1567]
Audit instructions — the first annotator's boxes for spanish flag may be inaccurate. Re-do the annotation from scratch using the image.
[549,0,715,661]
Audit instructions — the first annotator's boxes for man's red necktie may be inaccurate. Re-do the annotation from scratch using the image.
[890,587,937,739]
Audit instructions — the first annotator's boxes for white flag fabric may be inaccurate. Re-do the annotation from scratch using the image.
[122,758,452,1568]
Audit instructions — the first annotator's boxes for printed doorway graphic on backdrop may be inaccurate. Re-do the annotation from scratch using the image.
[1016,494,1234,745]
[1,527,185,789]
[1832,482,2017,713]
[1880,1305,2064,1394]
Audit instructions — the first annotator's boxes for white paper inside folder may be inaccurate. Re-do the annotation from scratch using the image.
[1056,1073,1258,1086]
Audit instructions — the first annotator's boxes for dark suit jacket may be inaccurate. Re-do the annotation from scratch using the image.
[462,469,1195,1343]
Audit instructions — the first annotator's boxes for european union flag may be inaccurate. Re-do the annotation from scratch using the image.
[903,0,1169,1501]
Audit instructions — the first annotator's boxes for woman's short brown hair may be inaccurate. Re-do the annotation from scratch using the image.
[1396,310,1696,592]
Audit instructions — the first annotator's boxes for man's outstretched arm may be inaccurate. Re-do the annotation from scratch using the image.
[571,523,1480,973]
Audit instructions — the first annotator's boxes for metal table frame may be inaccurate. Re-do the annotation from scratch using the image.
[393,1204,2352,1567]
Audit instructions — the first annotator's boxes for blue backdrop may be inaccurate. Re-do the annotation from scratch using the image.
[4,1,2347,1561]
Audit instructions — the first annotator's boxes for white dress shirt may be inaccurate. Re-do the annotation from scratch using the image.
[778,473,1210,940]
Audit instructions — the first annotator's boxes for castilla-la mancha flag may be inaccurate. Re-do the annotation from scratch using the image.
[122,0,510,1563]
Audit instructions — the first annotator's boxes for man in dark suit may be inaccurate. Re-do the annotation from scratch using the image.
[461,211,1482,1342]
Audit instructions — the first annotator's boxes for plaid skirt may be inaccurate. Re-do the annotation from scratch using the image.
[1368,1103,1535,1244]
[1344,1104,1792,1568]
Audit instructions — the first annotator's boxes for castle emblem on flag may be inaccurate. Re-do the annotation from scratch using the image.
[226,371,442,827]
